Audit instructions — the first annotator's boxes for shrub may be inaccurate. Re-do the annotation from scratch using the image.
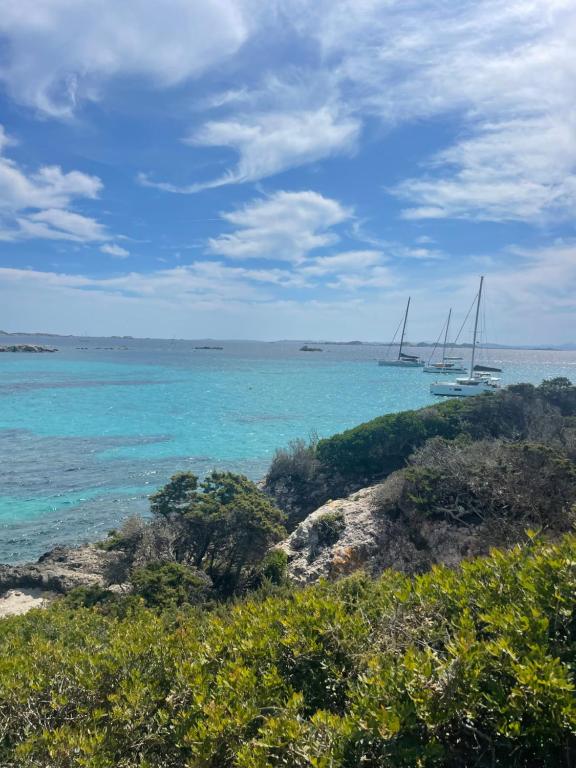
[1,535,576,766]
[147,471,286,596]
[265,381,576,524]
[131,561,212,609]
[405,437,576,531]
[256,549,289,586]
[265,437,328,528]
[312,511,346,548]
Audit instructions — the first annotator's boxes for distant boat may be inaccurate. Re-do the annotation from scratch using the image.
[423,308,467,374]
[430,277,502,397]
[378,297,424,367]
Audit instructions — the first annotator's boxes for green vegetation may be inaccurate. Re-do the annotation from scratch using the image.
[103,471,286,600]
[266,378,576,527]
[311,511,346,548]
[2,378,575,765]
[1,534,575,766]
[130,562,212,609]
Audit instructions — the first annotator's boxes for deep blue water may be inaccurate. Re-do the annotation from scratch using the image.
[1,335,575,563]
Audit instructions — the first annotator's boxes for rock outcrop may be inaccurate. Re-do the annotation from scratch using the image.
[0,544,126,595]
[277,467,574,585]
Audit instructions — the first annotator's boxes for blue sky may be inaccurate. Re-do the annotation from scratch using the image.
[0,0,575,343]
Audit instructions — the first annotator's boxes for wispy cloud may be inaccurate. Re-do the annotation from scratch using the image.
[0,125,113,243]
[207,190,352,262]
[140,106,360,192]
[100,243,130,258]
[302,250,383,276]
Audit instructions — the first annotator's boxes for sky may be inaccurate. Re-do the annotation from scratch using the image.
[0,0,575,344]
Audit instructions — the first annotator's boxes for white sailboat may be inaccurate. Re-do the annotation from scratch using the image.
[430,277,501,397]
[423,308,467,374]
[378,297,424,367]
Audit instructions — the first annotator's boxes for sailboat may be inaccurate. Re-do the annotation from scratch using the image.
[378,297,424,367]
[423,308,467,374]
[430,277,501,397]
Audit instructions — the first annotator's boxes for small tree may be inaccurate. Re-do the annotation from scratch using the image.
[150,471,286,594]
[149,471,198,519]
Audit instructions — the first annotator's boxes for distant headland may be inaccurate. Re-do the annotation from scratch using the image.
[1,331,575,351]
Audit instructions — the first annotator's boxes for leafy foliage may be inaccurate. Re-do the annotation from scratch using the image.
[265,379,576,519]
[99,471,286,598]
[1,534,575,766]
[311,511,346,547]
[405,438,576,529]
[131,562,212,609]
[159,471,286,594]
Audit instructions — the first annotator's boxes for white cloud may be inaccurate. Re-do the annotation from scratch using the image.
[136,0,576,218]
[327,266,394,291]
[302,250,383,276]
[0,0,258,116]
[309,0,576,221]
[140,106,360,192]
[3,0,575,223]
[1,240,575,343]
[208,190,352,262]
[397,115,576,221]
[100,243,130,258]
[0,128,109,243]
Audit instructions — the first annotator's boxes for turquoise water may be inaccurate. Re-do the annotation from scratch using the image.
[1,336,575,562]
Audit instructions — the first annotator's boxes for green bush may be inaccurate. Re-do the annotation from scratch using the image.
[312,511,346,547]
[266,380,576,519]
[131,561,212,609]
[1,534,575,766]
[256,549,289,586]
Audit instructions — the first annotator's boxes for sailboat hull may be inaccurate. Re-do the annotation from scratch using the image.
[430,377,500,397]
[378,359,424,367]
[423,365,467,374]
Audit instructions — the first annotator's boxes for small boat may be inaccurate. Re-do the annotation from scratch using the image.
[423,308,467,374]
[430,277,501,397]
[378,297,424,367]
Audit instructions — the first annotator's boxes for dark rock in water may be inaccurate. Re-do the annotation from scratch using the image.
[0,544,126,594]
[0,344,57,353]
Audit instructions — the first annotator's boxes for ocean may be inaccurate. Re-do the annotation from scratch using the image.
[1,335,575,563]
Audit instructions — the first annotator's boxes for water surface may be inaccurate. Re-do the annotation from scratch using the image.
[1,335,574,562]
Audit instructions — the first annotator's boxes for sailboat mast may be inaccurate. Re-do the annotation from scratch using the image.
[469,276,484,377]
[398,297,410,360]
[442,308,451,364]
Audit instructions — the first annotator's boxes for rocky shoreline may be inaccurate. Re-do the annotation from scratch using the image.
[0,344,57,353]
[0,544,129,615]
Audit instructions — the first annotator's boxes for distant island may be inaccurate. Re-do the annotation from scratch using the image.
[194,345,224,350]
[1,331,575,351]
[0,344,57,353]
[299,345,323,352]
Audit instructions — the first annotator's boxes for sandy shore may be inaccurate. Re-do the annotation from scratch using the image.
[0,588,56,618]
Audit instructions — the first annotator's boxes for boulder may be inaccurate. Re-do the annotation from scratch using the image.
[0,544,126,595]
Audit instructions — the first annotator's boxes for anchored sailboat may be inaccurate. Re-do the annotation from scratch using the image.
[423,308,467,374]
[378,297,424,367]
[430,277,501,397]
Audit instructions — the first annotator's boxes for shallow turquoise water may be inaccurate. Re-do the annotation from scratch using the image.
[1,336,575,562]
